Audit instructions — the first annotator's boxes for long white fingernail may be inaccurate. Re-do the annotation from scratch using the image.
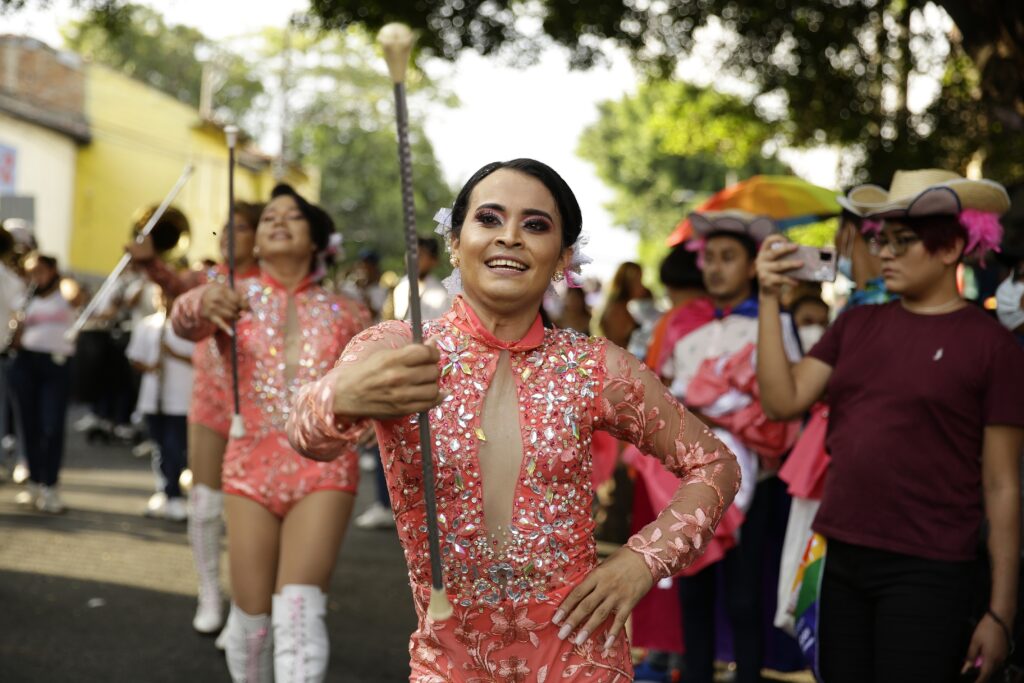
[552,610,564,625]
[574,629,589,646]
[603,634,615,651]
[557,623,572,640]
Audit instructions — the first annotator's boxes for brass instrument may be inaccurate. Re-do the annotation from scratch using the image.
[66,163,194,342]
[131,204,191,264]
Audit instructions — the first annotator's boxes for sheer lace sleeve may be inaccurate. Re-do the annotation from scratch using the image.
[169,284,217,342]
[287,320,412,462]
[594,341,741,581]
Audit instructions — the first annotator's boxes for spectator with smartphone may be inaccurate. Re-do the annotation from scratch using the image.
[666,210,804,683]
[756,169,1024,683]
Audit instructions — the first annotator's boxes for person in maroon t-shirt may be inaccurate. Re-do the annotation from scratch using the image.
[755,169,1024,683]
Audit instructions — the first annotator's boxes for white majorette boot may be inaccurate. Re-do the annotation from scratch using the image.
[215,607,235,651]
[188,483,225,634]
[272,584,329,682]
[225,603,273,683]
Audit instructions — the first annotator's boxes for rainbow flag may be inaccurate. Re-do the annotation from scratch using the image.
[791,532,827,679]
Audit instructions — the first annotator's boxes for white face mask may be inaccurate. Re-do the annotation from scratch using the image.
[798,324,826,352]
[838,254,854,281]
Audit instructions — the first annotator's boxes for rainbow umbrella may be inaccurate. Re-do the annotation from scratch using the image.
[667,175,841,246]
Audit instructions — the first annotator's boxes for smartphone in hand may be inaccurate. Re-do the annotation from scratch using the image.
[786,245,838,283]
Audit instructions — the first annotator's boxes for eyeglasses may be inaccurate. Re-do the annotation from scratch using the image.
[867,233,921,257]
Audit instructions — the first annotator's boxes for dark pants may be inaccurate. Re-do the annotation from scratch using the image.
[74,329,135,425]
[818,538,974,683]
[678,477,780,683]
[145,414,187,498]
[9,350,71,486]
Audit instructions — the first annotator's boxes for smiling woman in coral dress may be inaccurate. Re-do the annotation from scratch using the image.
[172,184,369,682]
[288,159,740,682]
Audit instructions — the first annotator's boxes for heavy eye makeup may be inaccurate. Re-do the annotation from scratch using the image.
[472,204,554,233]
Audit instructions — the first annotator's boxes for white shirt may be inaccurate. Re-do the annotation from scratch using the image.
[126,311,195,415]
[667,312,801,400]
[392,274,452,322]
[20,289,74,357]
[996,275,1024,333]
[0,263,26,348]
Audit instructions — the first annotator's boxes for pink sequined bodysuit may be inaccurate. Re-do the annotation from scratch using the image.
[143,259,260,437]
[173,273,369,517]
[289,297,740,681]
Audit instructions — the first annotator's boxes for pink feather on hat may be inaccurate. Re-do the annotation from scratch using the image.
[960,209,1002,259]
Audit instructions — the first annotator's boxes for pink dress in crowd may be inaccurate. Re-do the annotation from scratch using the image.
[173,273,369,517]
[288,296,740,681]
[143,259,260,437]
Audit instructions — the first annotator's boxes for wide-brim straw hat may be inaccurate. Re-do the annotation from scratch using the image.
[688,210,776,245]
[837,169,1010,218]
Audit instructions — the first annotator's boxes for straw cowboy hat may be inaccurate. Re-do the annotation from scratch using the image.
[837,169,1010,218]
[688,210,776,245]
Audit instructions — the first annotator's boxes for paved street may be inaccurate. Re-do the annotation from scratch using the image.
[0,414,416,683]
[0,412,819,683]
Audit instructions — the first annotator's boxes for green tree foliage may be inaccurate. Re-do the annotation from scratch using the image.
[266,25,455,273]
[578,81,789,239]
[61,3,264,129]
[303,0,1024,184]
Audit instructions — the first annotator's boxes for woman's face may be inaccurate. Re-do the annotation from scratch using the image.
[452,169,570,312]
[219,211,257,265]
[876,220,960,297]
[255,195,315,265]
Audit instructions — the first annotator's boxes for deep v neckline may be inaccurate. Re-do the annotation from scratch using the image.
[443,297,546,548]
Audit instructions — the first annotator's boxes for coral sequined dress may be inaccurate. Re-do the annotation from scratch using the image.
[142,259,261,437]
[173,273,369,517]
[289,296,739,681]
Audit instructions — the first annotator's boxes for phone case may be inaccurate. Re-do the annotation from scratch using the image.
[788,246,838,282]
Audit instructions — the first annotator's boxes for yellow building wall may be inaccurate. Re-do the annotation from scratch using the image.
[71,64,318,276]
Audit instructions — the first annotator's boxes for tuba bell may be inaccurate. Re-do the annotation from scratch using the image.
[131,204,191,264]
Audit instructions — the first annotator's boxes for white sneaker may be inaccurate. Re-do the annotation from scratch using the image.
[132,440,158,459]
[73,412,100,432]
[354,502,395,530]
[164,497,188,522]
[113,424,136,441]
[12,461,29,484]
[36,486,65,514]
[14,482,40,507]
[145,492,167,518]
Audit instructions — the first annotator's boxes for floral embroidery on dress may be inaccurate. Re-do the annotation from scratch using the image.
[288,295,739,680]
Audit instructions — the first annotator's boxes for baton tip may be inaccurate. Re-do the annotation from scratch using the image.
[229,414,246,439]
[378,23,415,83]
[427,586,453,621]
